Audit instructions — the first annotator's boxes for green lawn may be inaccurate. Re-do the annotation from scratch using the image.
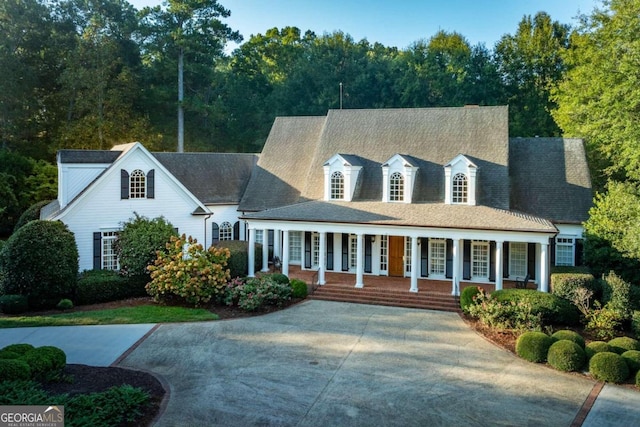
[0,305,219,328]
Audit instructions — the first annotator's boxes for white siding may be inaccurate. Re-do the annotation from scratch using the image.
[207,204,245,242]
[59,164,109,208]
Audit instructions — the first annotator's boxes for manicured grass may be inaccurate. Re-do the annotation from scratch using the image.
[0,305,218,328]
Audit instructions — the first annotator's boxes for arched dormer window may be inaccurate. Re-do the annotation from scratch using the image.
[452,173,467,204]
[390,172,404,202]
[219,221,233,240]
[330,171,344,200]
[130,169,146,198]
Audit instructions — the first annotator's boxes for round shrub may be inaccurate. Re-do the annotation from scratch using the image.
[492,289,580,325]
[589,352,630,383]
[20,346,65,379]
[35,346,66,372]
[551,330,585,348]
[460,286,482,313]
[621,350,640,373]
[56,298,73,310]
[2,344,35,356]
[0,220,78,309]
[551,273,597,301]
[0,294,29,314]
[586,341,612,359]
[608,337,640,354]
[290,279,308,298]
[0,350,20,360]
[214,240,263,279]
[516,331,554,363]
[0,359,31,381]
[547,340,587,372]
[13,200,52,232]
[268,273,289,285]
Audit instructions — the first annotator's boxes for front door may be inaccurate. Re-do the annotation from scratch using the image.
[389,236,404,277]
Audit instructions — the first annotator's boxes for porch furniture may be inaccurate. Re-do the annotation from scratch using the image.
[515,274,531,289]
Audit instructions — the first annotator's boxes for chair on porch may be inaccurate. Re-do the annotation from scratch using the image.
[515,274,531,289]
[273,256,282,272]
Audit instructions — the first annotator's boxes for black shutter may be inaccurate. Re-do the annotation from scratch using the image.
[528,243,536,280]
[233,222,240,240]
[93,232,102,270]
[326,233,334,270]
[503,242,510,278]
[120,170,129,199]
[304,232,312,268]
[463,240,471,280]
[342,233,349,271]
[364,235,373,273]
[212,223,219,244]
[146,169,155,199]
[550,238,556,268]
[420,238,428,277]
[268,229,274,261]
[489,241,496,282]
[445,239,453,279]
[576,239,584,266]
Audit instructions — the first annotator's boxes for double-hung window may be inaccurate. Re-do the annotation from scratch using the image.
[509,242,527,277]
[556,237,575,266]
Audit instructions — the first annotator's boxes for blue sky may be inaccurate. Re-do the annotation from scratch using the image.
[130,0,600,50]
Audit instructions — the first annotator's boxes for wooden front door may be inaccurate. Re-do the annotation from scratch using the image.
[389,236,405,277]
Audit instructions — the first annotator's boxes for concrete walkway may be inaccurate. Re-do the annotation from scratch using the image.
[118,300,609,427]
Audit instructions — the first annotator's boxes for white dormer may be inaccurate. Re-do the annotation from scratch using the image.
[382,154,419,203]
[323,154,362,201]
[444,154,477,205]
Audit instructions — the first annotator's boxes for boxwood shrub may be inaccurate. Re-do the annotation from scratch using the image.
[2,344,35,356]
[0,359,32,382]
[290,279,308,298]
[214,240,263,279]
[21,346,66,380]
[589,352,630,383]
[551,273,597,301]
[460,286,482,313]
[547,340,587,372]
[608,336,640,354]
[585,341,612,359]
[266,273,289,285]
[621,350,640,373]
[516,331,554,363]
[492,289,580,325]
[0,350,20,360]
[551,330,585,348]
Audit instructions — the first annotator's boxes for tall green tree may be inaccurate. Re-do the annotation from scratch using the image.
[495,12,570,137]
[139,0,241,152]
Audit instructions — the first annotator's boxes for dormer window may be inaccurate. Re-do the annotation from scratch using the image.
[130,169,146,198]
[323,154,362,201]
[120,169,155,200]
[382,154,418,203]
[444,154,476,205]
[390,172,404,201]
[330,171,344,200]
[452,173,468,204]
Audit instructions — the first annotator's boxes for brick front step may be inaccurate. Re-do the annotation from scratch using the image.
[309,285,460,312]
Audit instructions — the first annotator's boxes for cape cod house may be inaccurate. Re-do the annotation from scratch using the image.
[42,106,592,295]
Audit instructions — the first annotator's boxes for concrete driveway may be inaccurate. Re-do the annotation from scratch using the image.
[119,300,599,426]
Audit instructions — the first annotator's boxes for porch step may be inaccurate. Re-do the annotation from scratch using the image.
[309,285,461,312]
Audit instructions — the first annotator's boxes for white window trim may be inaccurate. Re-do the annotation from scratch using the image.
[428,238,447,278]
[555,236,576,267]
[102,230,119,271]
[508,242,528,278]
[288,231,302,264]
[471,240,489,280]
[444,154,477,205]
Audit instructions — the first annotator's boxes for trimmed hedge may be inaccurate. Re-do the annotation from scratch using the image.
[75,269,145,305]
[290,279,308,298]
[608,337,640,354]
[551,330,585,348]
[460,286,482,313]
[0,350,20,360]
[267,273,289,285]
[547,340,587,372]
[516,331,554,363]
[585,341,612,360]
[550,272,597,301]
[0,294,29,314]
[621,350,640,373]
[589,352,630,383]
[2,344,35,356]
[492,289,580,325]
[20,346,66,380]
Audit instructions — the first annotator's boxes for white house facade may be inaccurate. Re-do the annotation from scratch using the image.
[43,106,592,296]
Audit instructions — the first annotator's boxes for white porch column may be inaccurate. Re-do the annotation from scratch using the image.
[273,229,281,260]
[318,231,326,285]
[281,230,290,277]
[495,241,503,291]
[452,239,461,296]
[355,233,364,288]
[248,228,256,278]
[410,237,419,292]
[540,243,549,292]
[261,228,269,272]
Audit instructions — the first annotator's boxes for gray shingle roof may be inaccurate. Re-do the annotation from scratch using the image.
[242,200,557,233]
[59,150,120,163]
[509,138,592,223]
[153,153,258,204]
